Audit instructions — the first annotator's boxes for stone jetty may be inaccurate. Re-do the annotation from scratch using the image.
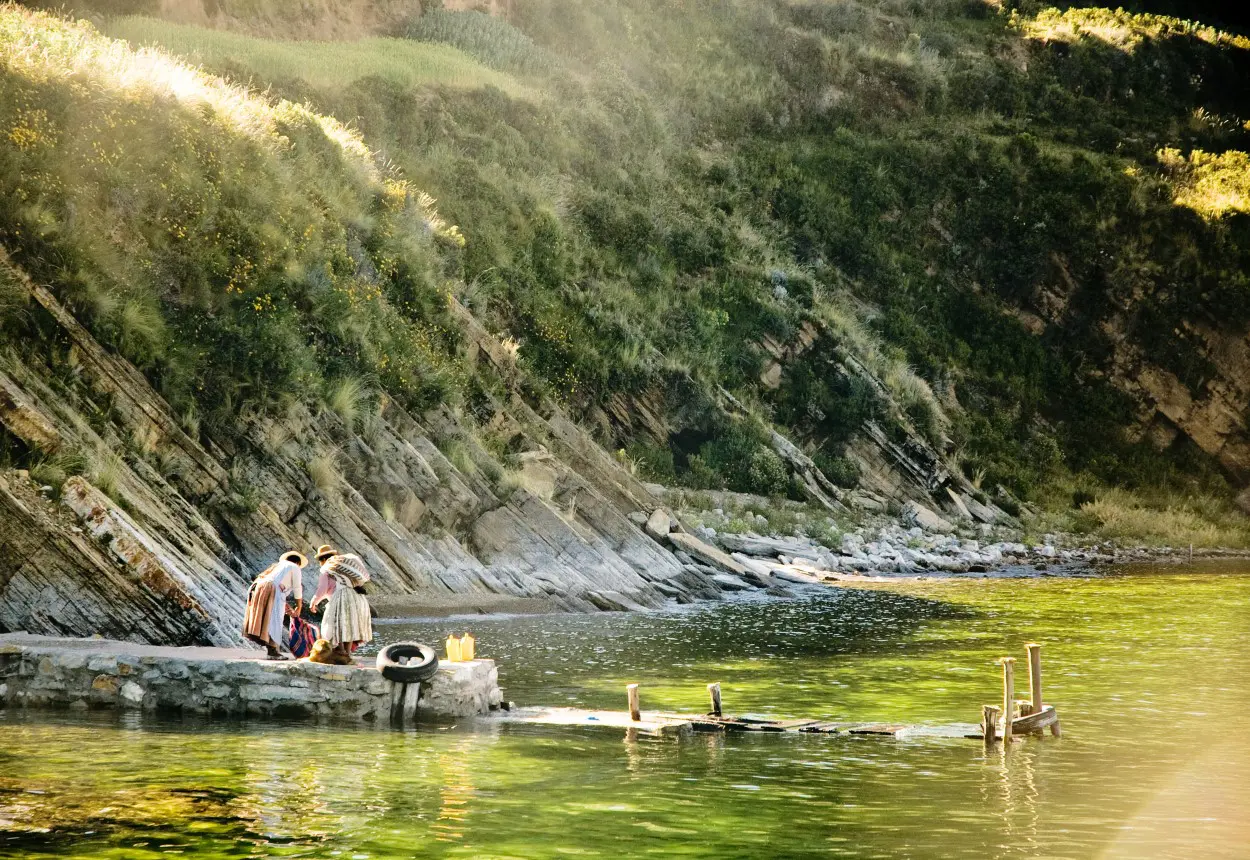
[0,633,502,721]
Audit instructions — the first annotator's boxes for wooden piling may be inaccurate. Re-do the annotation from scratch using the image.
[402,681,420,723]
[982,705,1000,745]
[390,681,404,724]
[627,684,641,722]
[1026,643,1043,715]
[707,683,722,717]
[1000,658,1016,744]
[389,680,421,726]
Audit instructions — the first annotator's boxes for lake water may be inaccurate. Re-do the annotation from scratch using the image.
[3,564,1249,858]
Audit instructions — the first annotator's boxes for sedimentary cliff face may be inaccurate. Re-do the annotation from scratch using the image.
[0,270,697,646]
[1105,316,1250,485]
[1018,259,1250,491]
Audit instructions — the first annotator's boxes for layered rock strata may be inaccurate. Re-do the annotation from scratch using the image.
[0,269,697,644]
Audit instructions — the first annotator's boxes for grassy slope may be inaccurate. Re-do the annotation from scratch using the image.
[4,1,1250,547]
[104,16,529,95]
[0,5,469,430]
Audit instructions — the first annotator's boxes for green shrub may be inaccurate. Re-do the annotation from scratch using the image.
[407,10,556,76]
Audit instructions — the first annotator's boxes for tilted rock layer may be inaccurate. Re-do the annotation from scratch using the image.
[0,275,698,646]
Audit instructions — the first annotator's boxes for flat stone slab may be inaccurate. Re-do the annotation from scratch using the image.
[0,633,500,722]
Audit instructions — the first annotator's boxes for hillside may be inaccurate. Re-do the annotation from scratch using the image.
[1,1,1249,641]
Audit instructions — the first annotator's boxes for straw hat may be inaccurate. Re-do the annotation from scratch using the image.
[281,550,309,567]
[314,544,337,562]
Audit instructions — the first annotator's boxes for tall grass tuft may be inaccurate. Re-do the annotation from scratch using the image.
[307,449,342,495]
[89,449,126,499]
[326,375,371,431]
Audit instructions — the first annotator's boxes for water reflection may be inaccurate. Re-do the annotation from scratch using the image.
[2,570,1249,858]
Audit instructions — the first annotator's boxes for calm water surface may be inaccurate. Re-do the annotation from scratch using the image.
[3,565,1249,858]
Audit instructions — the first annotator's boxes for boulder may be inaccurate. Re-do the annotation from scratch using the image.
[945,487,973,521]
[667,531,752,578]
[710,572,754,592]
[902,501,954,534]
[771,568,820,585]
[963,494,1005,525]
[717,533,817,558]
[730,553,777,580]
[645,508,674,541]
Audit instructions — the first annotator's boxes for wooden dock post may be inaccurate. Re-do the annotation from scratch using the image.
[1000,658,1016,744]
[627,684,641,722]
[982,705,1000,744]
[1026,643,1043,715]
[707,683,722,717]
[389,681,421,726]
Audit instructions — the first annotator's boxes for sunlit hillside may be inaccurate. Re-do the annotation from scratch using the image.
[105,16,529,95]
[0,4,467,426]
[4,0,1250,546]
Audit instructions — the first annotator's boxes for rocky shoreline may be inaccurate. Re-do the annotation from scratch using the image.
[624,498,1250,603]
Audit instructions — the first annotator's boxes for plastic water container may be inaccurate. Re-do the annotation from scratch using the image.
[445,634,462,662]
[460,633,475,661]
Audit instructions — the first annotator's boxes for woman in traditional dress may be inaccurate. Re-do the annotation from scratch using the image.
[242,551,306,659]
[310,544,373,662]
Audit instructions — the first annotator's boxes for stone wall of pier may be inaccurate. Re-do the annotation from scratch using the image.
[0,634,501,721]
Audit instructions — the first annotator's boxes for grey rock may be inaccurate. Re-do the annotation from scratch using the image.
[729,553,777,580]
[772,568,820,585]
[645,508,674,541]
[585,591,648,612]
[717,533,816,558]
[710,573,753,592]
[902,501,954,534]
[667,531,752,578]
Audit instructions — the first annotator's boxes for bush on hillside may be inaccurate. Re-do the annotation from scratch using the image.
[407,10,556,76]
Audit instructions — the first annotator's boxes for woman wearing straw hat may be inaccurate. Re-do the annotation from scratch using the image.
[310,544,373,662]
[242,550,307,660]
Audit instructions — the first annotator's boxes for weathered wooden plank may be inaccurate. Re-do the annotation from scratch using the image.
[1000,657,1016,743]
[847,724,909,736]
[983,704,1000,744]
[1027,643,1044,713]
[1011,704,1057,734]
[707,682,722,717]
[798,722,851,734]
[770,719,824,730]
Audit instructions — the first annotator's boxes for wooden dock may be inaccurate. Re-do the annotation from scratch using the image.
[488,706,983,740]
[489,641,1062,744]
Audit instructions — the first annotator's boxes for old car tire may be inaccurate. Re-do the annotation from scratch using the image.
[376,642,439,683]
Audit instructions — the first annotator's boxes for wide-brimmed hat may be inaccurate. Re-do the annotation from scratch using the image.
[314,544,337,561]
[281,550,309,567]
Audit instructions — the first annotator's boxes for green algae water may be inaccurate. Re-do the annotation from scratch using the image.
[3,565,1249,858]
